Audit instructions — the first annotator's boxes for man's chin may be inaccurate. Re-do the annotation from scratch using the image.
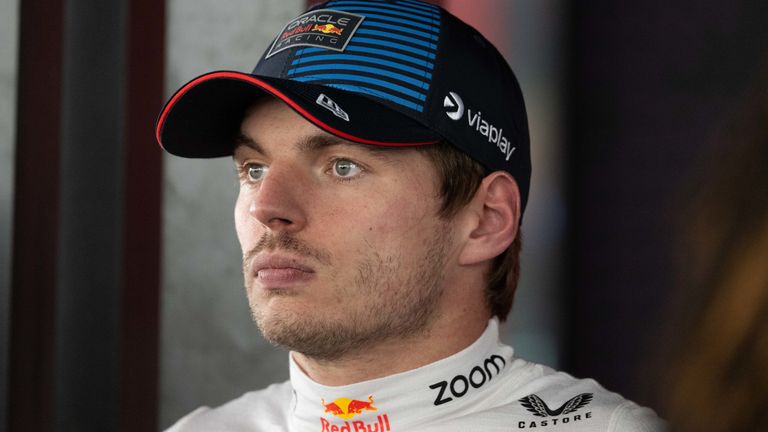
[250,309,373,360]
[251,305,313,342]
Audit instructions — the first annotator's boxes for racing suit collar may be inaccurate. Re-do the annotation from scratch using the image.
[288,318,515,431]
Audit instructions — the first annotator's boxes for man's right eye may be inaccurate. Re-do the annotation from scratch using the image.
[245,164,268,182]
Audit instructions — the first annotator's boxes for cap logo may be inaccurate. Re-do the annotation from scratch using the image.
[316,94,349,121]
[446,91,517,162]
[265,9,365,59]
[444,91,465,120]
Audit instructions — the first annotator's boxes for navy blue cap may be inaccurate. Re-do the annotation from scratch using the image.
[156,0,531,213]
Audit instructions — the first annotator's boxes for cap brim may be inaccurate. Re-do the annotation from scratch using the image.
[156,71,441,158]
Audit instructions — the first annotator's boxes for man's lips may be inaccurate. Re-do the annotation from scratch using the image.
[250,254,316,288]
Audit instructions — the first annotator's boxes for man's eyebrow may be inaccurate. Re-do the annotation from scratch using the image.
[234,134,265,155]
[298,134,403,162]
[296,133,346,153]
[234,132,402,161]
[234,133,344,157]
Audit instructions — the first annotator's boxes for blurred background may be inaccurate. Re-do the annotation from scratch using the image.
[2,0,767,431]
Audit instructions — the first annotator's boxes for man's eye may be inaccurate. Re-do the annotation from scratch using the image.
[246,164,268,182]
[332,159,361,178]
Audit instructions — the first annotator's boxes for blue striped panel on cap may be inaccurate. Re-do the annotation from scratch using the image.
[287,0,441,113]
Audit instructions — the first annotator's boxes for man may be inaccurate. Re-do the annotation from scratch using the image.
[157,0,665,431]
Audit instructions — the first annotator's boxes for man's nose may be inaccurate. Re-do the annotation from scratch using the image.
[248,165,307,233]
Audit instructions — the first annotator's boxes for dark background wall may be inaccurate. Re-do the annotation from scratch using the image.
[7,0,163,431]
[565,0,768,409]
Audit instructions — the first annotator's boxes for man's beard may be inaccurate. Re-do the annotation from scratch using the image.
[243,226,450,361]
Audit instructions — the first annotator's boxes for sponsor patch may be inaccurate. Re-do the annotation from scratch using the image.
[444,91,516,162]
[320,395,391,432]
[266,9,365,58]
[429,354,506,406]
[517,393,594,429]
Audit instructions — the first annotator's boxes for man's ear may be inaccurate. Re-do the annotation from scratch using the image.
[458,171,520,265]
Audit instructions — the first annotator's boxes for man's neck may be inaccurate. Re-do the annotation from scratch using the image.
[291,307,490,386]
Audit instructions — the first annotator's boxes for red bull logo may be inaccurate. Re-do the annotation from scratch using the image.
[266,9,364,58]
[313,23,344,35]
[322,396,377,419]
[321,396,391,432]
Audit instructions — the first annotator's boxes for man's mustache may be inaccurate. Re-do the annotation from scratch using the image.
[242,232,332,273]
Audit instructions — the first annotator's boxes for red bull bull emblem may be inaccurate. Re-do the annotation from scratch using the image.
[312,24,344,35]
[320,395,391,432]
[265,9,364,58]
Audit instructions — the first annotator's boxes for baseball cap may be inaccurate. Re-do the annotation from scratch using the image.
[156,0,531,213]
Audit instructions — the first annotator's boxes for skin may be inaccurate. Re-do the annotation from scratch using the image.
[233,97,520,386]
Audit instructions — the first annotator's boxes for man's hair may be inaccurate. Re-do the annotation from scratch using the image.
[416,141,522,321]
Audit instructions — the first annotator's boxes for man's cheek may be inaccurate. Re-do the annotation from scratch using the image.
[234,203,256,252]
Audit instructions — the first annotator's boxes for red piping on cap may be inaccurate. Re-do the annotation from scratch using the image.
[155,71,440,151]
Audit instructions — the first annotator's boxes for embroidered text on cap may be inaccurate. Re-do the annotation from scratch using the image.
[266,9,365,58]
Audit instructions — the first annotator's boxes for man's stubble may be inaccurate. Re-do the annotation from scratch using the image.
[243,224,451,361]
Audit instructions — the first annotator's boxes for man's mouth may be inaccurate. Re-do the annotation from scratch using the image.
[250,253,316,288]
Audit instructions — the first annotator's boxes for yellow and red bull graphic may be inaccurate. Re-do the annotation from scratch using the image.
[320,395,391,432]
[266,9,365,59]
[312,24,344,35]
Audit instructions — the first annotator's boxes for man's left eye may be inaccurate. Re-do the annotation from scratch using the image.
[332,159,362,178]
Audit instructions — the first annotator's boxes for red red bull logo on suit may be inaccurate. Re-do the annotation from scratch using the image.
[320,395,391,431]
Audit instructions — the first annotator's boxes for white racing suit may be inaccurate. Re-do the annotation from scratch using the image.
[166,319,665,432]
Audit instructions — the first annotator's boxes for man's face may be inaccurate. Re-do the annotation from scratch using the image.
[233,98,460,360]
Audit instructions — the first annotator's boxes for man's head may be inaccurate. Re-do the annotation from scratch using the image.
[156,0,530,357]
[233,97,520,360]
[235,98,452,359]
